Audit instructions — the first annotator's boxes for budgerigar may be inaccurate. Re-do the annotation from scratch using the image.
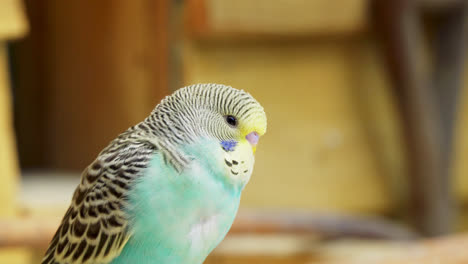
[41,84,267,264]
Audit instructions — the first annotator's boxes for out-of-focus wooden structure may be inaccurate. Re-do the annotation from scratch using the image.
[0,0,27,217]
[0,1,29,263]
[206,233,468,264]
[186,0,368,37]
[374,0,468,236]
[12,0,170,170]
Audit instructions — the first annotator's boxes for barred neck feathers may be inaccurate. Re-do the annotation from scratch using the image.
[139,84,267,172]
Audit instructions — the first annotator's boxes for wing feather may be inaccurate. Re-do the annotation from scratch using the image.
[42,131,157,264]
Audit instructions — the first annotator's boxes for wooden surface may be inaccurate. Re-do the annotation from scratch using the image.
[9,0,47,168]
[46,0,169,169]
[373,0,468,235]
[0,0,28,40]
[0,1,29,263]
[209,233,468,264]
[12,0,170,170]
[185,0,368,38]
[0,45,19,219]
[455,73,468,203]
[0,43,30,264]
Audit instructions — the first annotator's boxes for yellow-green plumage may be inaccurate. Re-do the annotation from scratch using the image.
[41,84,267,264]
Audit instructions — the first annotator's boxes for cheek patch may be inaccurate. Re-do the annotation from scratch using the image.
[221,140,237,152]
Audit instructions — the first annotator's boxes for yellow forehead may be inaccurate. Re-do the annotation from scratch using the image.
[239,113,267,137]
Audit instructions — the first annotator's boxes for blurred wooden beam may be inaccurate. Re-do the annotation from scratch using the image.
[0,0,28,39]
[207,233,468,263]
[0,211,417,249]
[373,0,468,236]
[0,217,57,249]
[231,211,418,240]
[185,0,369,39]
[10,0,47,168]
[373,0,446,236]
[0,0,27,230]
[420,0,467,10]
[0,42,21,220]
[0,1,29,262]
[431,2,468,168]
[11,0,171,170]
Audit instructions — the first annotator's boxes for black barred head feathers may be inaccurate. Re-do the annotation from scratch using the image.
[145,84,267,147]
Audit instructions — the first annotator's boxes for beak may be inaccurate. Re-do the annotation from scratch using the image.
[246,131,259,153]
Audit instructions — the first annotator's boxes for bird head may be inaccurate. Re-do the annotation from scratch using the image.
[151,84,267,154]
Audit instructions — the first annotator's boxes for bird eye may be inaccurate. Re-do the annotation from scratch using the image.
[225,115,238,128]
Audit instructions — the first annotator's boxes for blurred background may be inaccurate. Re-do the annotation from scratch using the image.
[1,0,468,263]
